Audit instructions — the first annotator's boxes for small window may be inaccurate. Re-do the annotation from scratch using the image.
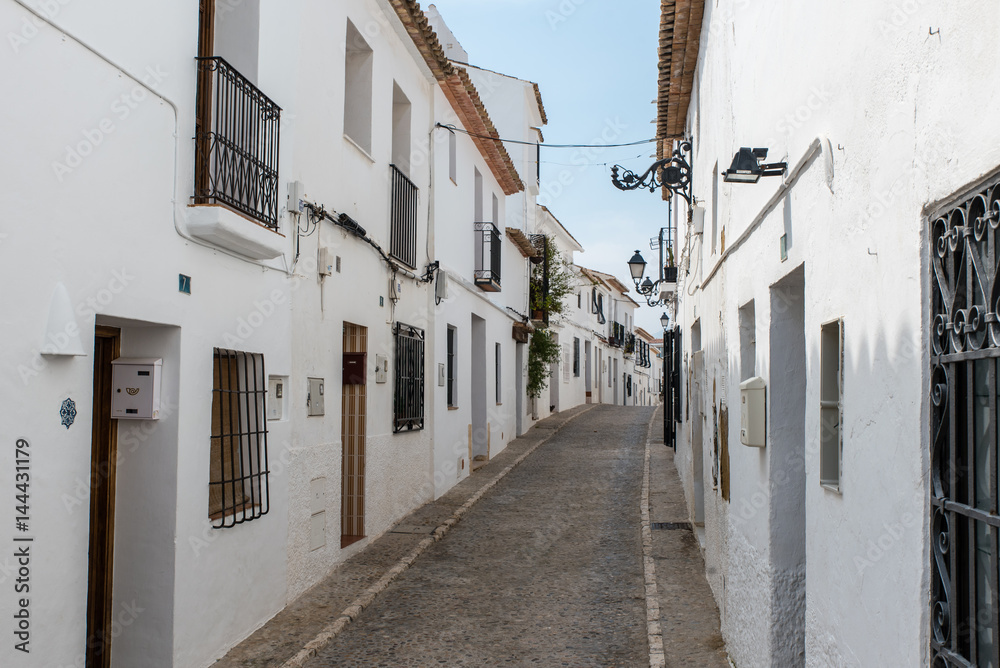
[820,319,843,490]
[474,168,484,221]
[447,326,457,408]
[393,323,425,433]
[577,292,581,309]
[739,301,756,381]
[391,82,412,174]
[448,131,457,183]
[210,348,269,528]
[344,20,373,153]
[492,193,499,226]
[573,338,580,377]
[495,343,501,403]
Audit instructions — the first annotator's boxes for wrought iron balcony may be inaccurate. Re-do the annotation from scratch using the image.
[390,165,418,269]
[474,222,502,292]
[194,57,281,229]
[610,322,625,348]
[624,332,636,356]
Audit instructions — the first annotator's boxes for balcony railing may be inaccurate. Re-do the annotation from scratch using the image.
[390,164,418,269]
[474,222,502,292]
[610,322,625,348]
[194,57,281,229]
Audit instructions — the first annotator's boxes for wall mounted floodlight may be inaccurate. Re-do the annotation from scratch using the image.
[722,147,787,183]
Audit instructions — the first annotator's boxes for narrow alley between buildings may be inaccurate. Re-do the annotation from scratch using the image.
[216,406,727,667]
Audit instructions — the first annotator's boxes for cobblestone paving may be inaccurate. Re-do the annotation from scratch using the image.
[304,405,653,667]
[648,411,729,667]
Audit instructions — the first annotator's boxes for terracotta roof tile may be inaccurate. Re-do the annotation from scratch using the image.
[389,0,524,194]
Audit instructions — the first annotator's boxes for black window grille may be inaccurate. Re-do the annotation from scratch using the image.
[597,294,606,324]
[447,326,456,408]
[495,343,502,402]
[209,348,269,528]
[390,164,418,269]
[393,323,425,433]
[573,338,580,377]
[194,57,281,229]
[474,222,502,291]
[930,176,1000,666]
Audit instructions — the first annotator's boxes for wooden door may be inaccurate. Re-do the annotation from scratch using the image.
[86,326,120,668]
[341,323,367,547]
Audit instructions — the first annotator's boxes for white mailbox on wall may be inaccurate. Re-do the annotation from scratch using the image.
[111,358,162,419]
[740,376,766,447]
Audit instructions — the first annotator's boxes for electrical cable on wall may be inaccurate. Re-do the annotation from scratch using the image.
[301,201,438,285]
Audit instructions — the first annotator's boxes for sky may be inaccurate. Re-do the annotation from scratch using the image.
[427,0,671,337]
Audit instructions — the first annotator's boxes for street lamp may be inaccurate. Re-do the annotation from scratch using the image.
[660,312,670,329]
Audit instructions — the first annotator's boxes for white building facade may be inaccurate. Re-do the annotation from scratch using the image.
[661,1,1000,666]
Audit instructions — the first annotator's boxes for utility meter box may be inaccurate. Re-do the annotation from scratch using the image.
[374,354,388,384]
[111,358,162,419]
[307,377,325,416]
[740,376,766,447]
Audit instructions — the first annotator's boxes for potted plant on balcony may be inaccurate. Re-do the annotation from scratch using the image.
[529,235,574,323]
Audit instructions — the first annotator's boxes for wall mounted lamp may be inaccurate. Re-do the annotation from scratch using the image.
[611,141,693,205]
[627,230,678,308]
[722,147,787,183]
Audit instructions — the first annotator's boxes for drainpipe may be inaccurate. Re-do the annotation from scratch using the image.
[10,0,295,275]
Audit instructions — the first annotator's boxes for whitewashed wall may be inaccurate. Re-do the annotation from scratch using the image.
[672,1,1000,666]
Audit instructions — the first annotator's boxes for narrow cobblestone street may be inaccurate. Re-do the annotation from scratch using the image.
[217,405,726,667]
[307,405,649,666]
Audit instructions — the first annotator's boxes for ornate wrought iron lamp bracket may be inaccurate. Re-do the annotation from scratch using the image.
[611,140,693,205]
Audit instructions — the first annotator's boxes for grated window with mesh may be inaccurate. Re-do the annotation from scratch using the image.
[393,323,425,432]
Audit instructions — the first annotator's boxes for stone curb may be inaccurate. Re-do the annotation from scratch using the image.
[279,405,597,668]
[642,409,666,668]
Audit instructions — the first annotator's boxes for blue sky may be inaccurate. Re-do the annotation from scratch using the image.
[428,0,670,336]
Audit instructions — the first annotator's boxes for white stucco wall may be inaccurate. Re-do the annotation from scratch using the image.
[671,2,1000,666]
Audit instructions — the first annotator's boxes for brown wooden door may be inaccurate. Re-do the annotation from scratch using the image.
[86,326,119,668]
[341,323,367,547]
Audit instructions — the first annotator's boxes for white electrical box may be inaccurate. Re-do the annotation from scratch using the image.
[307,377,325,416]
[375,354,388,383]
[111,358,162,419]
[435,271,448,302]
[740,376,766,447]
[692,206,706,235]
[438,363,446,387]
[288,180,304,214]
[318,247,333,276]
[267,376,286,421]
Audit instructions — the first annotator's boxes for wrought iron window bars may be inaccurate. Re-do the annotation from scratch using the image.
[209,348,270,528]
[390,164,419,269]
[393,323,425,433]
[930,176,1000,666]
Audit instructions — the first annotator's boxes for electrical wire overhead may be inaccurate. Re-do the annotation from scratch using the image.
[435,123,656,149]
